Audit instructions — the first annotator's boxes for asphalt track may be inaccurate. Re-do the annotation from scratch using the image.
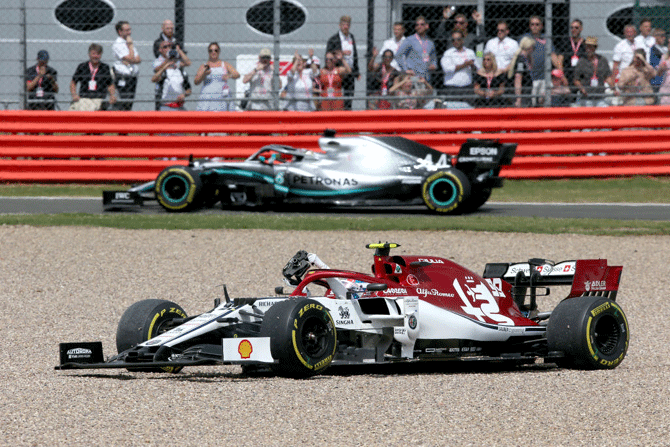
[1,196,669,220]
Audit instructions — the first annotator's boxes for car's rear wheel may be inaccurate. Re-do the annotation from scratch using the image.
[260,298,337,378]
[421,169,471,214]
[460,186,492,213]
[155,166,202,212]
[547,297,629,370]
[116,299,187,373]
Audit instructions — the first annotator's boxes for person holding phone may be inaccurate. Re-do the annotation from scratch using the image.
[195,42,239,111]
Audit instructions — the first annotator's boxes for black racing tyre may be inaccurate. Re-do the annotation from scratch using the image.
[421,169,471,214]
[116,299,188,373]
[547,297,629,370]
[260,298,337,378]
[460,187,492,214]
[155,166,202,212]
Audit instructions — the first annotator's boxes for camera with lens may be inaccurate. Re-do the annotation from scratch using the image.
[168,49,179,60]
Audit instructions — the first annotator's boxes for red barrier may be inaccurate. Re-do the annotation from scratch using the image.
[1,107,669,182]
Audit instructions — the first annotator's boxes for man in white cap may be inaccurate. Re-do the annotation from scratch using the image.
[243,48,281,110]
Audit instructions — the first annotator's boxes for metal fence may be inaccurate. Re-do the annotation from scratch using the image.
[3,0,669,111]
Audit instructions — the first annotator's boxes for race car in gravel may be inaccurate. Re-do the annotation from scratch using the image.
[103,130,516,214]
[57,243,628,378]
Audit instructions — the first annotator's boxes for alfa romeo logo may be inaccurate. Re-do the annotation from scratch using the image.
[408,314,418,330]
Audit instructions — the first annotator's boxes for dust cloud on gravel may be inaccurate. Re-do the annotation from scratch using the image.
[0,226,668,446]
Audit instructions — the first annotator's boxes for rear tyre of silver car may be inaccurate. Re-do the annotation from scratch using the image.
[547,297,629,370]
[155,166,202,212]
[460,186,492,213]
[116,299,188,373]
[421,170,471,214]
[260,298,337,378]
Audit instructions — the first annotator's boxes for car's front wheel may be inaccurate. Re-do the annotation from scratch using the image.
[547,297,629,370]
[260,298,337,378]
[421,169,471,214]
[155,166,202,212]
[116,299,188,373]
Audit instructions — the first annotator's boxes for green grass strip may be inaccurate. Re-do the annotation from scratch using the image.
[1,213,668,236]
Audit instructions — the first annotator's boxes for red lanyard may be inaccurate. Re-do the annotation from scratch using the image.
[326,69,335,87]
[381,65,391,88]
[88,62,99,82]
[415,33,428,56]
[571,38,582,56]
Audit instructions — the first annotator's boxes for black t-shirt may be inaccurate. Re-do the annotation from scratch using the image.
[557,37,587,82]
[473,72,506,90]
[473,72,507,106]
[513,56,533,89]
[72,61,113,99]
[25,64,58,101]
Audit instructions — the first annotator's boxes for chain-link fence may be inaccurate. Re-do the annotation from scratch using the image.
[3,0,669,111]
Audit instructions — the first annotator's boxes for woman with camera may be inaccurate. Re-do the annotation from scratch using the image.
[194,42,239,111]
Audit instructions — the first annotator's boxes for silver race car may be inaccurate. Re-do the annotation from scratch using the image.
[103,130,516,214]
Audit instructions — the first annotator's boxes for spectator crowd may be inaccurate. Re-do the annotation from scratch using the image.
[24,12,670,111]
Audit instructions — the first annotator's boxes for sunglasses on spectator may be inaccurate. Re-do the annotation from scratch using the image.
[530,22,542,26]
[208,48,219,53]
[497,29,507,33]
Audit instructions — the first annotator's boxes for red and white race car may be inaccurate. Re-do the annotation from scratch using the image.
[57,243,628,378]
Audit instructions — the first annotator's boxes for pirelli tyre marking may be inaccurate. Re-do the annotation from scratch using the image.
[547,297,629,370]
[155,166,201,211]
[585,301,629,369]
[116,299,188,373]
[261,298,337,378]
[421,170,471,214]
[291,302,337,372]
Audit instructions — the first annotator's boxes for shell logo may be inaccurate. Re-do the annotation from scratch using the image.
[238,339,253,359]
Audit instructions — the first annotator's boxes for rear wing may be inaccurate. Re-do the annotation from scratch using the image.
[483,259,623,300]
[456,139,516,169]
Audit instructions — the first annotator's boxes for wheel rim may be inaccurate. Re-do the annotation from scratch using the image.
[300,316,330,358]
[592,315,621,356]
[161,175,189,203]
[429,178,457,206]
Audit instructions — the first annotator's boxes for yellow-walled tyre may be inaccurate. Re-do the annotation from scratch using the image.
[421,170,471,214]
[260,298,337,378]
[155,166,202,212]
[116,299,188,373]
[547,297,629,370]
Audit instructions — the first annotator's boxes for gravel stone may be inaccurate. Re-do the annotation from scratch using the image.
[0,226,668,446]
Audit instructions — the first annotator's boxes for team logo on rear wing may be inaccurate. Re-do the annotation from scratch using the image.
[503,261,576,278]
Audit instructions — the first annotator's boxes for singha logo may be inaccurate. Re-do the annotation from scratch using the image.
[338,306,350,319]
